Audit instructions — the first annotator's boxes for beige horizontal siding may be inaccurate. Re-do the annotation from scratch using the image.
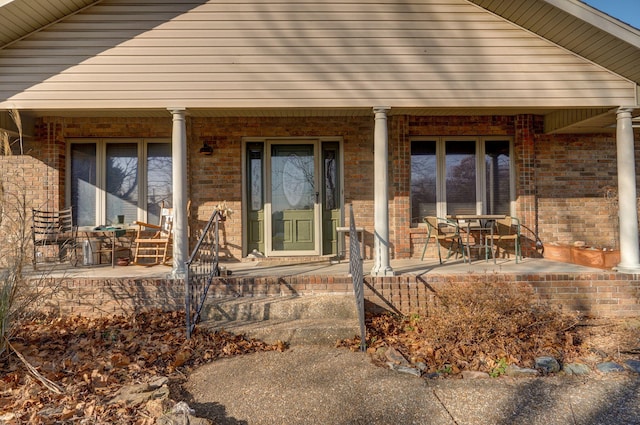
[0,0,636,110]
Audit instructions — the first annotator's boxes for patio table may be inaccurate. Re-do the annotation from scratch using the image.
[448,215,506,263]
[79,226,134,267]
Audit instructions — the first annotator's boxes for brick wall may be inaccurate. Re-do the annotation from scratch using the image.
[38,273,639,319]
[535,134,620,248]
[4,115,638,262]
[189,115,375,260]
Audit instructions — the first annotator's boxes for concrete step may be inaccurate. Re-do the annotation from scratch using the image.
[199,294,361,346]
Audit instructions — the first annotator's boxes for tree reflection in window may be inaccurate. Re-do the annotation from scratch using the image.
[106,143,138,224]
[446,141,476,215]
[147,143,172,224]
[411,142,437,221]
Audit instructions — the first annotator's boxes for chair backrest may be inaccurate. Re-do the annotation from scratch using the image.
[496,216,519,236]
[159,207,174,238]
[32,208,75,242]
[424,216,459,235]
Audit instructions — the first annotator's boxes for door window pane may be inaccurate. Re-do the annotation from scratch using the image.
[106,143,138,225]
[248,144,263,211]
[446,141,476,215]
[147,143,172,225]
[271,144,315,251]
[485,140,510,214]
[70,143,97,227]
[323,145,338,210]
[411,141,437,222]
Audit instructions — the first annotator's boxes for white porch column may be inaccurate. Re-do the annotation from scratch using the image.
[371,106,394,277]
[615,107,640,273]
[168,107,189,277]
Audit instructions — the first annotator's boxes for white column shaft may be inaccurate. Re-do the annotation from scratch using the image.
[169,107,188,276]
[371,106,394,277]
[616,107,640,273]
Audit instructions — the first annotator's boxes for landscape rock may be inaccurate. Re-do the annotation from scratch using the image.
[157,402,213,425]
[422,372,442,379]
[157,414,213,425]
[109,376,170,406]
[535,356,561,374]
[623,359,640,373]
[596,362,625,373]
[385,346,410,366]
[505,365,539,378]
[563,363,590,375]
[146,397,175,418]
[461,371,490,379]
[387,362,422,376]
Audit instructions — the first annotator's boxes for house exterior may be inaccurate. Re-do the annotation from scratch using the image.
[1,0,639,276]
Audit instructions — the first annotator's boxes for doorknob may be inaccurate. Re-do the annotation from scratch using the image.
[315,192,319,203]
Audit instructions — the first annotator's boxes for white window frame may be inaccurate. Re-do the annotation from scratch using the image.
[66,138,171,226]
[411,136,514,225]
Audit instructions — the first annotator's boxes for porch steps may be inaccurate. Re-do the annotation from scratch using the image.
[198,294,360,346]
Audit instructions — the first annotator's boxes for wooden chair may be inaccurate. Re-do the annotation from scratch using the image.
[32,207,78,269]
[494,216,521,263]
[420,216,464,263]
[132,206,173,266]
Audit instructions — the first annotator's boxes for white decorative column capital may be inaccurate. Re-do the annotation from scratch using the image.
[373,106,391,117]
[616,106,635,115]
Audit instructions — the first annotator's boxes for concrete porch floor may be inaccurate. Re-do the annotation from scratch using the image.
[38,256,606,280]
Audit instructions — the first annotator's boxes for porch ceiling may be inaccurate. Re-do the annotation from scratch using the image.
[18,106,623,134]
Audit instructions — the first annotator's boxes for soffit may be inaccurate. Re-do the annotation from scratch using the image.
[467,0,640,85]
[0,0,100,48]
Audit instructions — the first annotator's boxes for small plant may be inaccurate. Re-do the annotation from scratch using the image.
[490,357,508,378]
[437,364,453,375]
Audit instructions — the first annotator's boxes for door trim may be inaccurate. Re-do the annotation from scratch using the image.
[242,137,344,258]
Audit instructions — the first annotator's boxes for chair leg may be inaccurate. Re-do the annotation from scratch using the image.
[421,229,432,261]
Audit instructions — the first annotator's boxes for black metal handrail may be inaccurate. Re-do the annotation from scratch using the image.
[185,209,222,339]
[348,204,366,352]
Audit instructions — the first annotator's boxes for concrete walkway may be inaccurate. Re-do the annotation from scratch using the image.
[183,346,640,425]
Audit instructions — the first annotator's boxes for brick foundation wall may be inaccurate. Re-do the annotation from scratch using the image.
[39,273,639,319]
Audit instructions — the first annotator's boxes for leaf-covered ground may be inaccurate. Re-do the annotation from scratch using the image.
[0,311,285,424]
[340,280,640,376]
[1,280,638,424]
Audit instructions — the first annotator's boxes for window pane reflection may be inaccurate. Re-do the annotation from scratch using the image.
[446,141,476,215]
[71,143,96,226]
[411,142,437,222]
[106,143,138,225]
[147,143,172,225]
[485,140,510,214]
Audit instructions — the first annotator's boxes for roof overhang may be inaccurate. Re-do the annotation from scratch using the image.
[7,106,635,134]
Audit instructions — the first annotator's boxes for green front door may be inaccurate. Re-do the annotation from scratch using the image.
[270,144,318,253]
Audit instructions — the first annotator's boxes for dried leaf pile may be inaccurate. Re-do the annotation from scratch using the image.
[0,310,285,424]
[342,279,610,375]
